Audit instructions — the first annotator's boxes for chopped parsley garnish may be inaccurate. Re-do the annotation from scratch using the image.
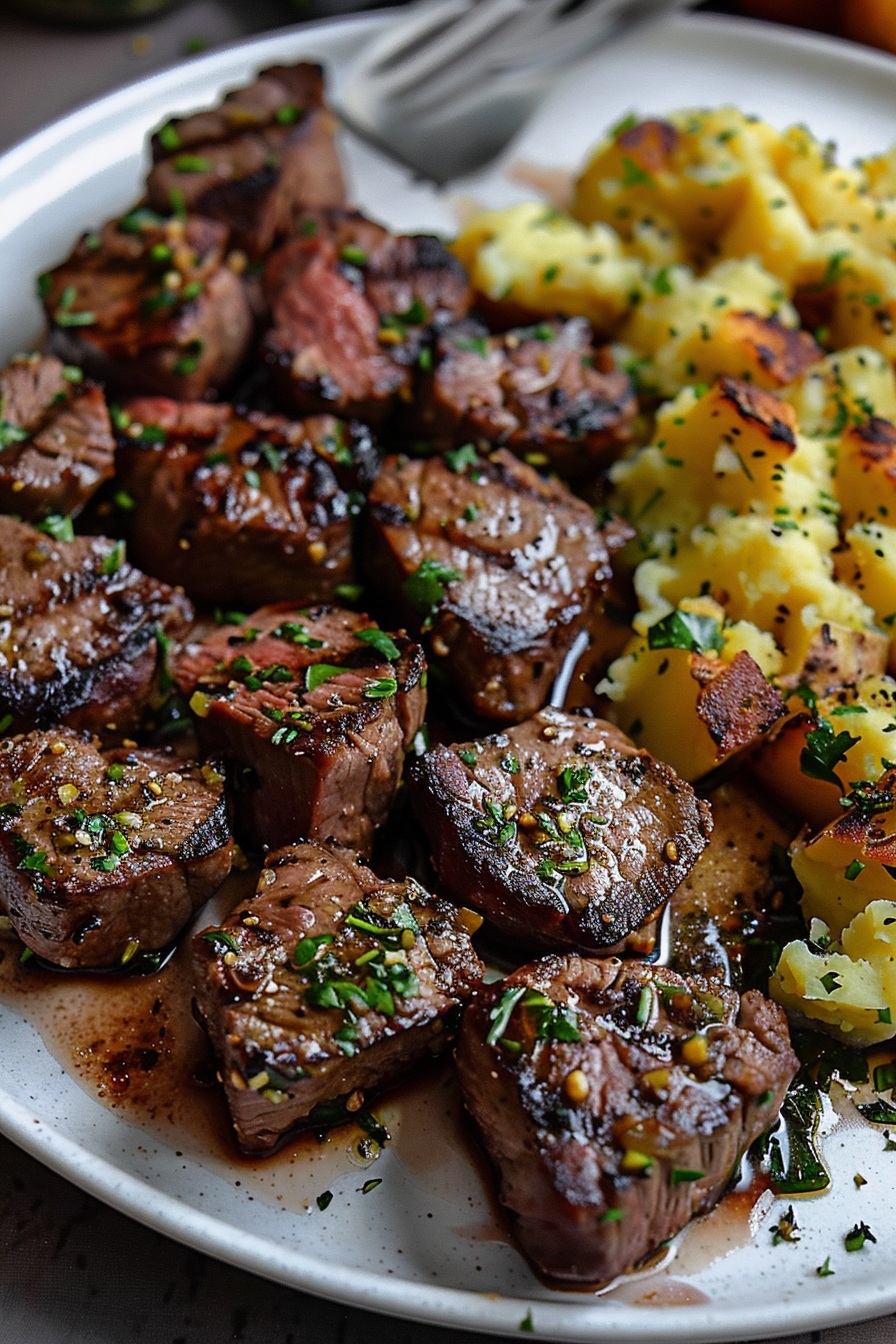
[0,421,28,449]
[36,514,74,543]
[173,154,212,172]
[363,677,398,700]
[316,1190,333,1211]
[844,1221,876,1252]
[519,1310,534,1333]
[770,1205,800,1245]
[199,930,240,955]
[500,753,520,775]
[557,764,590,805]
[458,749,478,767]
[360,1178,382,1194]
[486,984,526,1046]
[306,663,350,692]
[173,339,204,375]
[272,621,323,649]
[402,559,461,620]
[101,541,125,576]
[54,285,95,328]
[671,1168,704,1185]
[817,1256,834,1277]
[275,103,304,124]
[444,443,480,474]
[340,244,368,267]
[647,610,723,655]
[355,627,400,661]
[800,719,860,788]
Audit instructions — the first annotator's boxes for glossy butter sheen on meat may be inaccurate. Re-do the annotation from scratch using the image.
[0,353,115,521]
[262,209,471,424]
[146,63,346,259]
[0,515,192,735]
[457,955,798,1284]
[408,707,712,953]
[176,604,425,854]
[365,448,611,722]
[0,729,232,968]
[193,840,483,1152]
[116,396,377,609]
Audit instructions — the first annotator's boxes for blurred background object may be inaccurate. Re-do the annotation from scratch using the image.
[732,0,896,54]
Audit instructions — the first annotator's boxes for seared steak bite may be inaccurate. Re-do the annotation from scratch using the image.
[365,447,611,722]
[176,604,426,853]
[420,318,636,477]
[0,516,192,736]
[0,353,115,521]
[193,839,483,1152]
[0,728,232,968]
[457,955,798,1284]
[407,707,712,954]
[116,396,377,609]
[41,211,253,400]
[261,210,471,423]
[146,63,345,259]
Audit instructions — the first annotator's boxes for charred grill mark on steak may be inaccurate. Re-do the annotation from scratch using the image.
[0,353,115,521]
[457,954,798,1284]
[0,728,232,968]
[408,707,712,954]
[116,396,377,609]
[175,604,426,854]
[41,213,253,401]
[146,63,346,259]
[365,447,611,722]
[0,516,192,736]
[417,318,636,477]
[192,839,483,1151]
[261,210,471,424]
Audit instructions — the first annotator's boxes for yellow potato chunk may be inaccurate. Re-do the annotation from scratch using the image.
[716,170,820,289]
[632,513,871,676]
[778,124,896,260]
[835,419,896,527]
[782,346,896,437]
[753,674,896,830]
[611,379,832,554]
[599,598,784,781]
[825,245,896,366]
[771,903,896,1047]
[621,258,801,398]
[792,770,896,936]
[573,107,778,252]
[835,522,896,644]
[450,202,643,334]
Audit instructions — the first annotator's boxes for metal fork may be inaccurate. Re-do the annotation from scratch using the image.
[335,0,697,184]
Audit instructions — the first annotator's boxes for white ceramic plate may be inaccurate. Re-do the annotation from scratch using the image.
[4,12,896,1341]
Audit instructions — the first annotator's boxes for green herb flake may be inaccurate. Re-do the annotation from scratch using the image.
[402,559,461,619]
[844,860,865,882]
[0,420,29,449]
[36,514,74,543]
[845,1221,876,1252]
[173,154,212,173]
[519,1311,534,1334]
[306,663,350,693]
[771,1205,800,1245]
[275,103,304,125]
[360,1177,382,1195]
[158,122,181,150]
[486,985,527,1046]
[671,1168,704,1185]
[54,285,95,328]
[363,677,398,700]
[817,1256,835,1277]
[316,1190,333,1211]
[101,541,125,577]
[647,609,723,655]
[340,245,368,267]
[800,720,860,789]
[444,443,480,474]
[199,930,240,956]
[356,627,400,661]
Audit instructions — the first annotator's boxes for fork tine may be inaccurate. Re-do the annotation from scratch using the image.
[356,0,528,99]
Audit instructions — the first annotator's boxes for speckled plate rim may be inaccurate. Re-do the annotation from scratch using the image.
[5,11,896,1340]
